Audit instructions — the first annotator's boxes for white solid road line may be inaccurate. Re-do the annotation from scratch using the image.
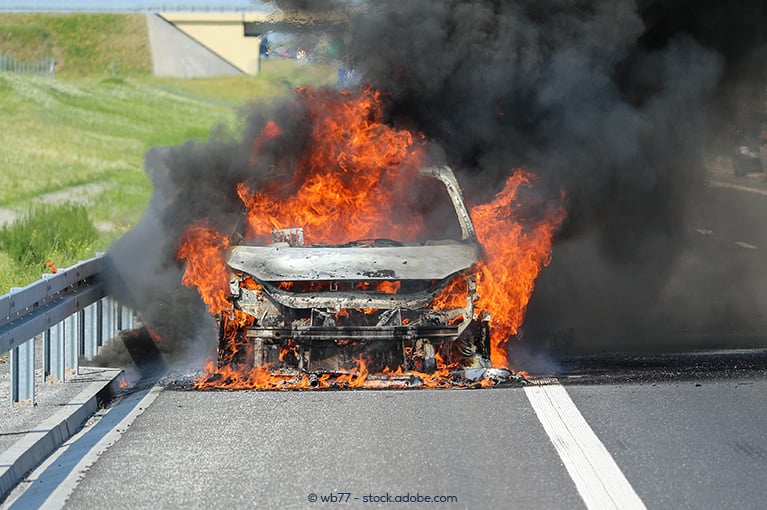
[41,385,164,510]
[3,385,163,510]
[524,378,647,510]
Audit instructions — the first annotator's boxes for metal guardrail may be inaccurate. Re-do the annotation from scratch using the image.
[0,255,134,407]
[0,53,55,79]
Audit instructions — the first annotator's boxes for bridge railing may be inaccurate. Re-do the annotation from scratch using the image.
[0,254,133,407]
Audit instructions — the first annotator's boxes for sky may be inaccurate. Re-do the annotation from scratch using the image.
[0,1,268,12]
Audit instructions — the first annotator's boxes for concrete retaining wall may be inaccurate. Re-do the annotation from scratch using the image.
[146,13,244,78]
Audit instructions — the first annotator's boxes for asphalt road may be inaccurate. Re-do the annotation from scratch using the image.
[569,378,767,509]
[5,170,766,509]
[62,383,584,509]
[2,350,763,510]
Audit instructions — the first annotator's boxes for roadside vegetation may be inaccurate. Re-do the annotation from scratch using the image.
[0,204,97,279]
[0,14,336,293]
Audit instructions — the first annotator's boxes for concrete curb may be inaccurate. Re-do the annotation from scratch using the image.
[0,368,123,501]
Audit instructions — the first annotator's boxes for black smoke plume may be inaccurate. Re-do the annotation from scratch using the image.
[106,0,767,368]
[335,0,767,352]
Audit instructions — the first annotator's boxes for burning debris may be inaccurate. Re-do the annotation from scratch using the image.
[177,88,565,389]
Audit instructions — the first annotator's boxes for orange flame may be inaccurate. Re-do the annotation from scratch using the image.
[176,222,231,314]
[430,277,468,310]
[240,276,262,291]
[193,354,492,391]
[218,309,255,367]
[238,87,427,245]
[470,171,566,367]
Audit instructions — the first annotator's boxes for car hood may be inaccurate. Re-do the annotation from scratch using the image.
[228,242,480,282]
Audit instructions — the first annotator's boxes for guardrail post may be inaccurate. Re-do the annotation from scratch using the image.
[78,309,85,357]
[96,299,104,348]
[65,314,78,375]
[10,339,35,407]
[43,329,50,383]
[101,297,116,344]
[116,303,123,330]
[121,306,135,330]
[46,322,67,383]
[83,304,99,359]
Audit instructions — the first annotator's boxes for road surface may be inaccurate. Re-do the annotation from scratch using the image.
[4,167,766,509]
[3,350,766,509]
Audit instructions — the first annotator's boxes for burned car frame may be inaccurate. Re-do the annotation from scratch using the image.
[217,166,498,380]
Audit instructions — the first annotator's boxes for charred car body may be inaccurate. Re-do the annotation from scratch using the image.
[218,166,503,381]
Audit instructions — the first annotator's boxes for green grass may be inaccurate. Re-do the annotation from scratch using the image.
[0,14,150,76]
[0,72,236,207]
[0,63,336,294]
[0,23,54,61]
[139,59,337,106]
[0,204,98,283]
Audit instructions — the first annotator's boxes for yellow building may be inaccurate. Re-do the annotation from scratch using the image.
[147,10,348,78]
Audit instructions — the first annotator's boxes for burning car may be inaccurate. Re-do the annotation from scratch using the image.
[177,87,565,390]
[218,165,508,385]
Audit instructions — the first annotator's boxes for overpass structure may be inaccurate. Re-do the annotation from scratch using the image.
[147,10,347,78]
[147,12,264,77]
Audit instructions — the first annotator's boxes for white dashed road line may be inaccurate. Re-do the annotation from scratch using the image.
[525,378,647,510]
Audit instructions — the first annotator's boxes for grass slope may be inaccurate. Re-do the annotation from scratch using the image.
[0,13,151,76]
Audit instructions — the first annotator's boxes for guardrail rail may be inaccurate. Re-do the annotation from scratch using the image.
[0,255,134,407]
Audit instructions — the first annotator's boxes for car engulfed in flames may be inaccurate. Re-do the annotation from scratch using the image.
[178,86,566,390]
[218,166,510,387]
